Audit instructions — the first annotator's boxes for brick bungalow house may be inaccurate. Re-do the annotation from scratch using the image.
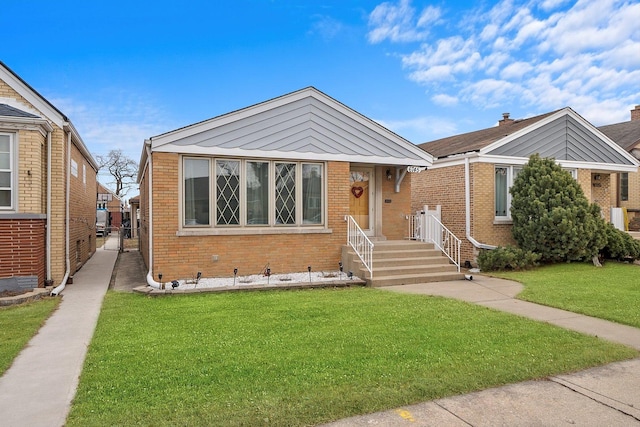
[599,106,640,230]
[137,87,438,286]
[0,62,98,294]
[412,107,639,266]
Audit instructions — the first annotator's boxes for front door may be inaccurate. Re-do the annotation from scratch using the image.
[349,167,374,235]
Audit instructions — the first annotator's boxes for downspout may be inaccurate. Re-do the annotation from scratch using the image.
[51,131,72,296]
[465,157,496,250]
[45,130,52,284]
[144,142,161,289]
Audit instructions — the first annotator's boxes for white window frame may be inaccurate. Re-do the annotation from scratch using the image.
[495,164,578,221]
[0,132,16,211]
[494,165,520,221]
[181,157,325,230]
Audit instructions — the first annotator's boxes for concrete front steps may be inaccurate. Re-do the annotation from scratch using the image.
[342,240,465,287]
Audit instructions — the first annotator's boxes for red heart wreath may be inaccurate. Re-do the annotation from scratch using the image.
[351,186,364,198]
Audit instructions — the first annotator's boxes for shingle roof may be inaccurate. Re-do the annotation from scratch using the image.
[418,110,560,158]
[598,120,640,153]
[0,103,41,119]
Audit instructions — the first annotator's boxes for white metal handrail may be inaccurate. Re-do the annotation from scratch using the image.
[347,216,374,278]
[408,213,461,272]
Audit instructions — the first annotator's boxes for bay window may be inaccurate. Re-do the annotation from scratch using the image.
[183,157,324,228]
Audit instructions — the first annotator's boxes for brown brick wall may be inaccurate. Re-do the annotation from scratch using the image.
[69,143,97,274]
[17,130,46,213]
[589,172,611,222]
[472,163,516,248]
[0,218,46,287]
[381,166,412,240]
[146,153,350,281]
[412,163,475,263]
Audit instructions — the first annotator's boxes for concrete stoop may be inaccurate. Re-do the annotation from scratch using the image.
[342,240,465,287]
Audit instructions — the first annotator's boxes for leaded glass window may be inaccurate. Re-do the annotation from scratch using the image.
[275,163,296,225]
[216,160,240,225]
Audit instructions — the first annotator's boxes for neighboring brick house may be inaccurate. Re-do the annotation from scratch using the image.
[412,107,639,266]
[599,106,640,230]
[97,182,124,230]
[0,61,98,292]
[137,87,433,284]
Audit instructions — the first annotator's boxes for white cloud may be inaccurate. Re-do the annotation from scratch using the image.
[377,115,459,142]
[309,15,344,40]
[500,61,533,79]
[431,93,458,107]
[370,0,640,123]
[367,0,441,43]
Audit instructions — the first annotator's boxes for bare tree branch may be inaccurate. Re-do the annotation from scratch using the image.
[96,149,138,197]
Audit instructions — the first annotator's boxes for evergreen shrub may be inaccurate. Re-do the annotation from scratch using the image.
[477,246,540,271]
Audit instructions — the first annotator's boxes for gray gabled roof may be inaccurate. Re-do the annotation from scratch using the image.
[488,114,633,165]
[147,87,433,167]
[0,103,41,119]
[420,108,638,171]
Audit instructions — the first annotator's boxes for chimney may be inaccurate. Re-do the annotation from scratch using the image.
[499,112,514,126]
[631,105,640,122]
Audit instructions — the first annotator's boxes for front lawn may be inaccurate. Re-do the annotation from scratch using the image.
[0,298,60,375]
[67,288,636,426]
[492,261,640,328]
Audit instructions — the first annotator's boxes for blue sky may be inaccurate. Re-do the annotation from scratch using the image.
[3,0,640,194]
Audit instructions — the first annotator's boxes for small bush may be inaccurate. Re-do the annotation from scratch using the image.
[601,223,640,261]
[478,246,541,271]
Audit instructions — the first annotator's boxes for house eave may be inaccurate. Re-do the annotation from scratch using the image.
[0,115,53,136]
[63,121,99,171]
[152,144,431,167]
[430,151,638,173]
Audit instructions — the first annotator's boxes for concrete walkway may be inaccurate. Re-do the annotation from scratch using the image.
[323,276,640,426]
[382,276,640,350]
[0,237,118,427]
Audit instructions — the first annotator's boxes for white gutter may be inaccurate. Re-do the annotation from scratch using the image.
[51,131,72,295]
[144,142,161,289]
[465,157,496,250]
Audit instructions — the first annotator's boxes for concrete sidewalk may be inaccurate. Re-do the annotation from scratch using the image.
[322,277,640,426]
[0,237,118,427]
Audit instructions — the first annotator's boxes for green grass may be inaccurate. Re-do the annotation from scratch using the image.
[67,288,637,426]
[0,298,60,375]
[491,262,640,328]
